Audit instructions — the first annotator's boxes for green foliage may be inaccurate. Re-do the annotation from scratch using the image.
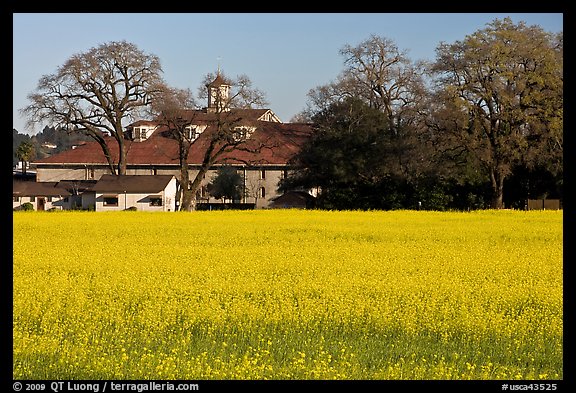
[280,97,392,208]
[13,127,93,167]
[281,98,492,211]
[34,126,93,157]
[430,17,563,208]
[286,19,562,211]
[12,129,32,167]
[208,167,245,203]
[20,202,34,211]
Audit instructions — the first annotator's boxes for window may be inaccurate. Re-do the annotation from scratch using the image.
[200,185,208,198]
[149,196,163,206]
[87,167,95,180]
[260,170,266,180]
[260,187,266,198]
[13,196,19,202]
[47,197,52,202]
[231,128,243,142]
[232,126,255,142]
[185,126,200,141]
[30,196,35,202]
[103,195,119,206]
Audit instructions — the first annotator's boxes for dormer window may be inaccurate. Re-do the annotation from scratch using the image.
[232,126,256,142]
[185,125,207,141]
[128,123,158,141]
[133,127,149,141]
[185,126,198,141]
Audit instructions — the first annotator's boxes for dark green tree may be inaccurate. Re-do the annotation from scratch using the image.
[303,35,430,180]
[280,97,405,209]
[208,166,245,204]
[12,129,32,167]
[15,141,35,175]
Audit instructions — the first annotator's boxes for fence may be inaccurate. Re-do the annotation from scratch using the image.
[196,202,256,211]
[527,199,561,210]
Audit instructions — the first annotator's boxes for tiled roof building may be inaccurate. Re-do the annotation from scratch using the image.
[29,74,314,209]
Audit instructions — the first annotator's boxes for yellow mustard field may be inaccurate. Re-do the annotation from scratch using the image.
[13,209,562,380]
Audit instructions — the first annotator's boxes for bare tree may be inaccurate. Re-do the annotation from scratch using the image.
[303,35,433,186]
[20,40,165,176]
[150,85,199,210]
[245,173,265,207]
[152,72,269,211]
[307,35,428,138]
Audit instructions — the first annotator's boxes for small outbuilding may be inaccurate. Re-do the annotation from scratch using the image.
[269,191,316,209]
[13,180,72,211]
[89,175,177,212]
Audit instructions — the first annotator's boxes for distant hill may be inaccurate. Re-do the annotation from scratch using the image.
[13,129,32,167]
[13,127,93,167]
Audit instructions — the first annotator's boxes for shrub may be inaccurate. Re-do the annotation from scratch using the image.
[20,202,34,211]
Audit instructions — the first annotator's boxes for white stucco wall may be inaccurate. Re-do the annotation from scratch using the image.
[94,177,177,212]
[12,195,70,211]
[34,166,286,209]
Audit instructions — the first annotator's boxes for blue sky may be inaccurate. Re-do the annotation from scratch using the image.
[13,13,563,134]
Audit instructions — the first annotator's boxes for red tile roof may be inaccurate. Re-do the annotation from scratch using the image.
[208,73,228,87]
[13,180,72,196]
[127,120,159,128]
[156,108,274,125]
[90,175,175,193]
[33,120,313,167]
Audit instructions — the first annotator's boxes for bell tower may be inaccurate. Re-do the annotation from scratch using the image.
[206,68,230,113]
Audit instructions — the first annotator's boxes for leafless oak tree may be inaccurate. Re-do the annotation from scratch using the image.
[20,40,165,175]
[305,35,431,179]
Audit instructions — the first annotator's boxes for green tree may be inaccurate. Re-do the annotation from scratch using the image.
[208,166,244,204]
[12,129,32,167]
[15,141,35,175]
[429,18,563,209]
[280,97,402,209]
[304,35,431,178]
[21,40,165,176]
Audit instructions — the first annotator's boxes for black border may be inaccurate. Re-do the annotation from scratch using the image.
[8,5,571,392]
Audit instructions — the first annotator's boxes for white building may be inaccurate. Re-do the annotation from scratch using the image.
[89,175,177,212]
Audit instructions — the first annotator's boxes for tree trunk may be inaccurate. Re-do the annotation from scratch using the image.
[182,167,211,211]
[490,169,505,209]
[180,189,196,211]
[117,139,127,176]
